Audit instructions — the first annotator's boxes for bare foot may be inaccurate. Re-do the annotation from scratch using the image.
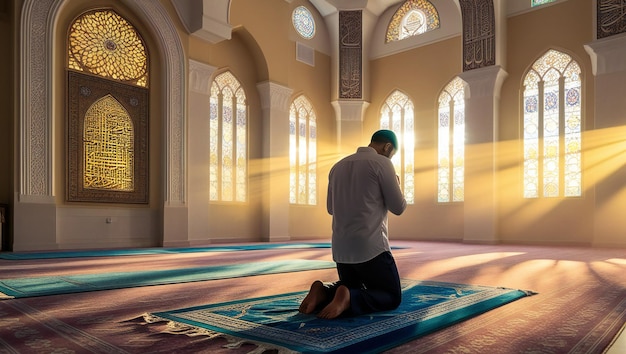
[317,285,350,319]
[299,280,326,314]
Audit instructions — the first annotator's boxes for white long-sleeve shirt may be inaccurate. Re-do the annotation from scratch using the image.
[327,146,407,264]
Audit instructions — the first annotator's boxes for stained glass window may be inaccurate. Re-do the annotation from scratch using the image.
[293,6,316,39]
[531,0,557,7]
[380,91,415,204]
[523,49,581,198]
[69,10,148,87]
[438,77,465,203]
[386,0,440,42]
[289,96,317,205]
[209,72,247,202]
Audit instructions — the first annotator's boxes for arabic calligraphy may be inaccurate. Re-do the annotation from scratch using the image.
[83,95,135,191]
[339,11,362,99]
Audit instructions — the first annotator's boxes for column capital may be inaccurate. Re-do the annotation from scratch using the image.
[458,65,508,99]
[584,33,626,76]
[331,100,369,121]
[256,81,294,112]
[188,59,217,94]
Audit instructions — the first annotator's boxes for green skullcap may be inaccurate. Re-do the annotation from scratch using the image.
[371,129,399,150]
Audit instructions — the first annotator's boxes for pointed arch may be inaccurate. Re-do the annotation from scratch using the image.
[386,0,440,42]
[438,77,466,203]
[380,90,415,204]
[20,0,185,204]
[289,95,317,205]
[522,49,582,198]
[209,71,248,202]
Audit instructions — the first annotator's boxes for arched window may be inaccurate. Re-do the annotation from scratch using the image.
[523,49,582,198]
[289,95,317,205]
[68,10,148,87]
[209,71,248,202]
[386,0,440,43]
[67,9,149,203]
[380,90,415,204]
[437,77,465,203]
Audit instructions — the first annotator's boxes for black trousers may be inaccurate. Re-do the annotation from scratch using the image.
[321,251,402,316]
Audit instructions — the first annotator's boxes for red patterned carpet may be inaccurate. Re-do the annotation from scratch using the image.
[1,241,625,353]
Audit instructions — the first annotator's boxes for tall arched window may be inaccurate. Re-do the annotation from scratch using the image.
[386,0,440,42]
[289,95,317,205]
[67,9,149,203]
[380,90,415,204]
[438,77,465,203]
[523,49,582,198]
[209,71,248,202]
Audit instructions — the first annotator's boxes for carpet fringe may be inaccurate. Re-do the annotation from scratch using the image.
[141,313,299,354]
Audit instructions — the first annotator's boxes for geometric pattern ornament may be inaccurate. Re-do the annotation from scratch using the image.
[66,9,149,203]
[293,6,316,39]
[67,72,149,203]
[69,10,148,87]
[386,0,440,42]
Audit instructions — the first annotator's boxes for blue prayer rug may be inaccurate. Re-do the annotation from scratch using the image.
[148,280,534,353]
[0,260,336,299]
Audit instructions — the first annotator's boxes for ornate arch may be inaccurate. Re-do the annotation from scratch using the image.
[20,0,186,204]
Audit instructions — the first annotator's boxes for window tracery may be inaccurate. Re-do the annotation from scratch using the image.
[523,49,582,198]
[289,96,317,205]
[380,90,415,204]
[386,0,440,42]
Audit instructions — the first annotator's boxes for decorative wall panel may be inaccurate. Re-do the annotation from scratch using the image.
[339,10,362,99]
[459,0,495,71]
[67,71,149,203]
[597,0,626,39]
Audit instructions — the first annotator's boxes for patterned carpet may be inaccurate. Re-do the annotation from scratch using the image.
[1,241,625,353]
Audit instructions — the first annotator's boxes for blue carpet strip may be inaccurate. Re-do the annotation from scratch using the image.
[0,243,334,260]
[0,243,406,260]
[0,259,336,299]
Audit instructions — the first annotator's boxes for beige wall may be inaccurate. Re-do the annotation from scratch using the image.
[6,0,626,250]
[185,0,336,241]
[498,0,595,245]
[368,36,465,241]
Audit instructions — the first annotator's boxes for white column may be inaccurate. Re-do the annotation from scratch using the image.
[163,60,216,247]
[257,81,293,241]
[585,33,626,247]
[331,100,369,154]
[459,65,507,244]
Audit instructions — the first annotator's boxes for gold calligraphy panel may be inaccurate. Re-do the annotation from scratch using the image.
[83,95,134,191]
[67,71,148,203]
